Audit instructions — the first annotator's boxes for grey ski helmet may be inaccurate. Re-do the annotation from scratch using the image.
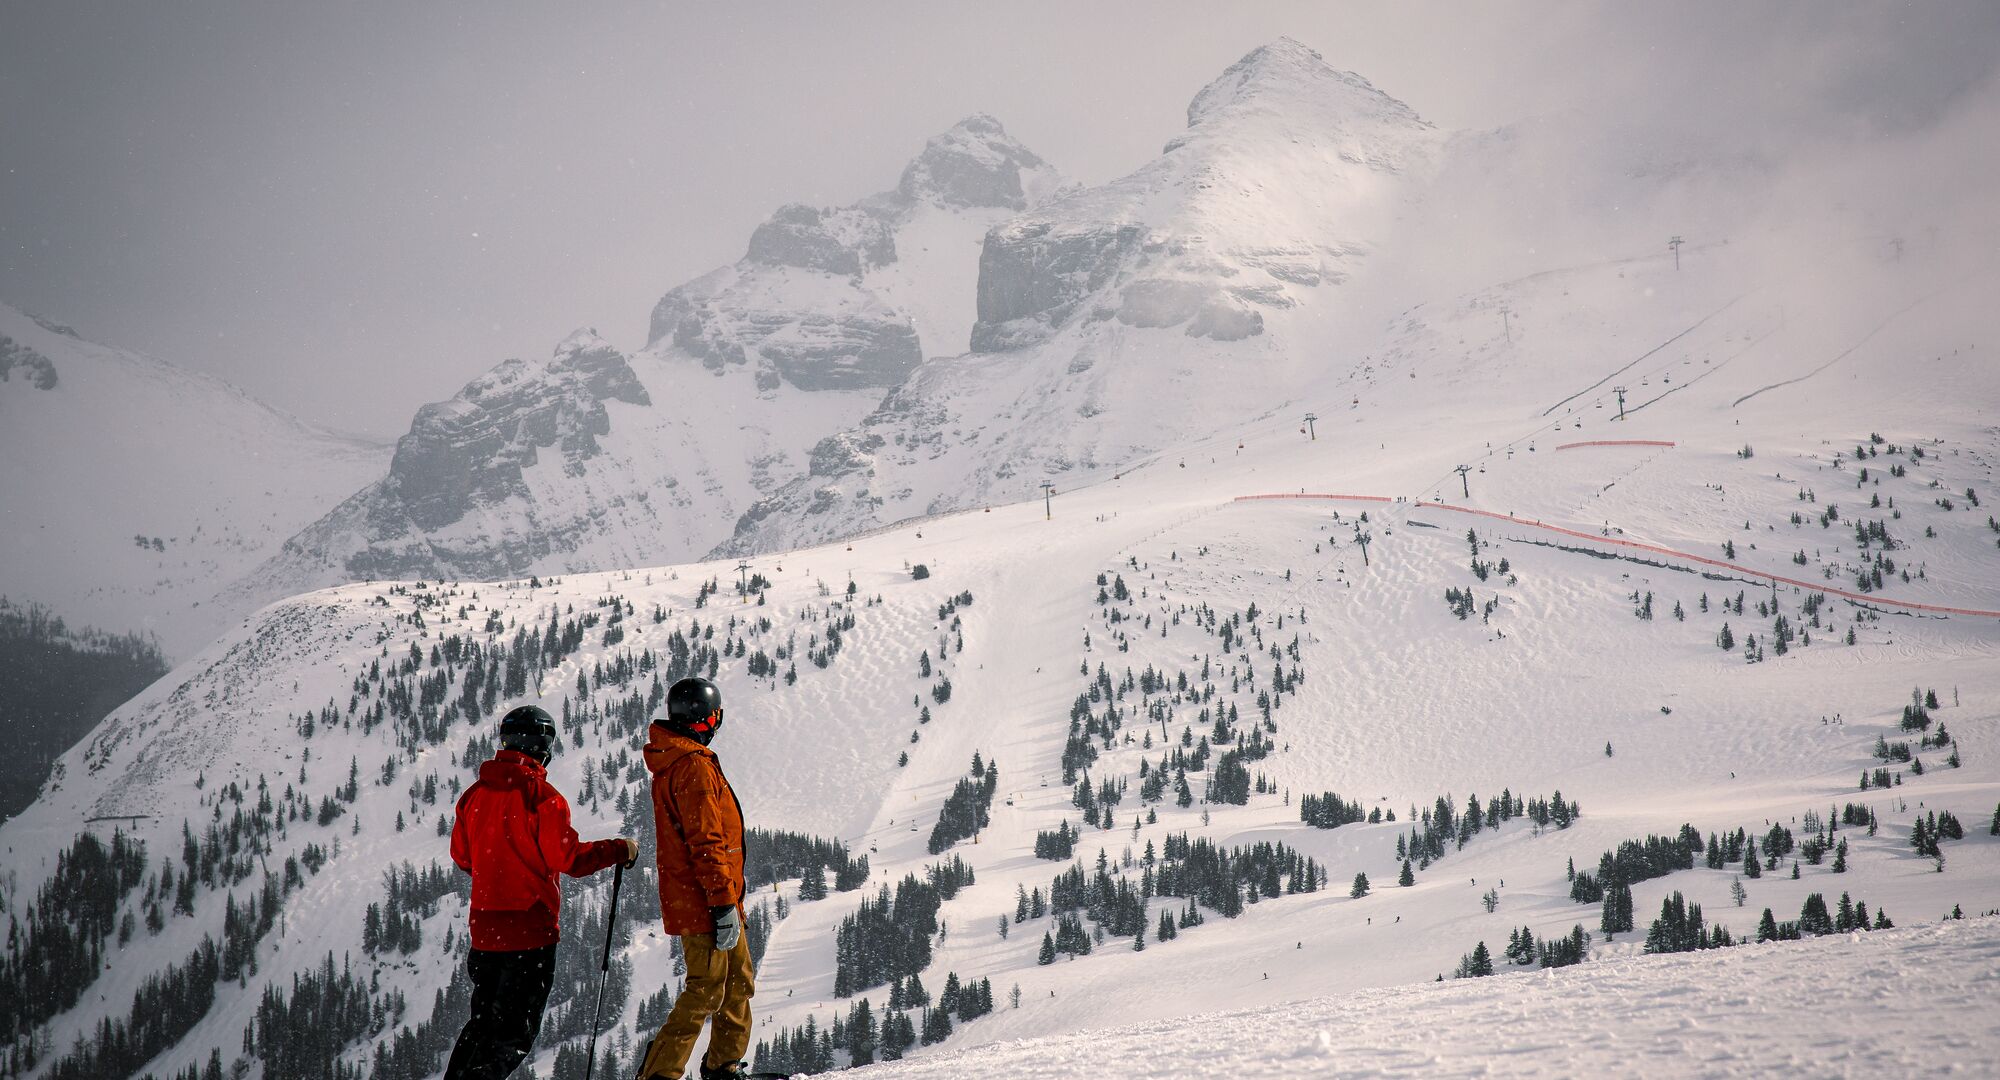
[663,677,724,744]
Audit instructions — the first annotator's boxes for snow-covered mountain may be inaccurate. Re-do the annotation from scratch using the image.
[6,222,1996,1079]
[720,39,1443,556]
[240,116,1066,607]
[0,302,392,657]
[7,36,2000,1080]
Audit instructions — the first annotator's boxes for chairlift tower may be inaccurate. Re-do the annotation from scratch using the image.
[1304,413,1318,440]
[735,560,751,602]
[1041,482,1056,520]
[1613,386,1628,420]
[1455,464,1472,498]
[1668,235,1684,270]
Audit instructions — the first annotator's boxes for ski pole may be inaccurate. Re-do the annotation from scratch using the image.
[584,859,625,1080]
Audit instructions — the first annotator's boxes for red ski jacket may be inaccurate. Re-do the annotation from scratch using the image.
[450,749,625,951]
[644,726,746,935]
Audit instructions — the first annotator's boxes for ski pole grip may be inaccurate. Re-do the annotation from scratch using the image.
[600,860,624,972]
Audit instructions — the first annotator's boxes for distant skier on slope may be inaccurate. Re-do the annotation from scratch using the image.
[445,705,636,1080]
[637,676,755,1080]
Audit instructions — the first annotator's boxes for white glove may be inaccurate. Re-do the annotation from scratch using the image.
[710,904,742,951]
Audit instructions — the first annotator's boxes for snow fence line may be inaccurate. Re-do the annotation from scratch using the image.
[1230,493,2000,619]
[1552,439,1677,450]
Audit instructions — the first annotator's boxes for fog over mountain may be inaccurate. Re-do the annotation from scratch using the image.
[3,10,1999,1080]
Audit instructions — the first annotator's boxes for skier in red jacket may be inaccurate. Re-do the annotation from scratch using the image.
[446,705,634,1080]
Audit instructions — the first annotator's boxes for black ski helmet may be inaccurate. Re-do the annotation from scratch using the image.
[499,704,558,764]
[663,677,724,744]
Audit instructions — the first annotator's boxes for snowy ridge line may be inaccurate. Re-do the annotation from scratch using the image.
[1553,439,1677,450]
[1230,494,2000,618]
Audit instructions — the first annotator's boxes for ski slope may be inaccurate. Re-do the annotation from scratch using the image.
[7,231,1999,1080]
[855,917,2000,1079]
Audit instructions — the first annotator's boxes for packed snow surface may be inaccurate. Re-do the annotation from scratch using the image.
[855,918,2000,1078]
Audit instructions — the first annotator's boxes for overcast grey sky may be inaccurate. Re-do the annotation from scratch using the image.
[4,1,1997,438]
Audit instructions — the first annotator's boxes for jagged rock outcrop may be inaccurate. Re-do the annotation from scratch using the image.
[244,116,1064,597]
[649,113,1066,388]
[969,38,1431,354]
[370,329,646,540]
[898,112,1053,210]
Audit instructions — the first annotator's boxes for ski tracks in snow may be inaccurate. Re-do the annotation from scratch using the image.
[856,918,2000,1078]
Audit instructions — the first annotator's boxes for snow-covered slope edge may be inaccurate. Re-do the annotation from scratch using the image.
[857,918,2000,1079]
[0,302,392,657]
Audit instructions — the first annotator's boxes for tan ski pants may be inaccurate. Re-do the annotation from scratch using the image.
[637,931,755,1078]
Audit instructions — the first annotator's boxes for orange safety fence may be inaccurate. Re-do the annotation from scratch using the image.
[1231,493,2000,618]
[1554,440,1677,450]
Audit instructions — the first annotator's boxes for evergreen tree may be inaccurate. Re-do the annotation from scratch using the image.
[1398,859,1415,887]
[845,998,877,1066]
[881,1010,916,1060]
[1037,932,1056,966]
[1600,880,1635,936]
[920,1005,953,1046]
[1350,872,1370,898]
[1798,892,1834,936]
[799,863,828,901]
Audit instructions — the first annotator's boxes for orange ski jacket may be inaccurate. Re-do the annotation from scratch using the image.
[644,725,746,935]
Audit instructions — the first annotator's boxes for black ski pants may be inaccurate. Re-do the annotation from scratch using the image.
[444,943,558,1080]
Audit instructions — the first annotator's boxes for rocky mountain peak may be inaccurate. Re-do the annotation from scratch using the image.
[898,113,1055,210]
[1180,37,1428,146]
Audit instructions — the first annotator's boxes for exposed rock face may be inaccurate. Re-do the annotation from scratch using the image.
[250,115,1063,594]
[648,113,1066,389]
[898,112,1051,210]
[650,265,922,392]
[301,330,652,579]
[745,204,897,274]
[384,330,646,537]
[970,223,1146,351]
[722,38,1443,557]
[968,38,1431,355]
